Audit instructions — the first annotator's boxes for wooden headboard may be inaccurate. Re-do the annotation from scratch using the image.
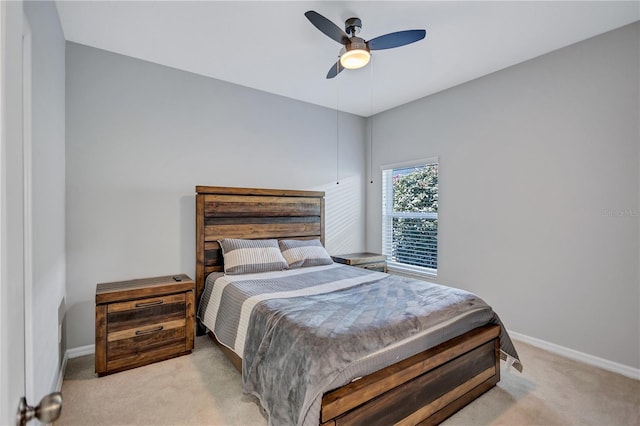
[195,185,325,309]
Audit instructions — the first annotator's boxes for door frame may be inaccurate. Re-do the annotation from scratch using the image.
[22,12,34,404]
[0,1,27,423]
[0,1,4,418]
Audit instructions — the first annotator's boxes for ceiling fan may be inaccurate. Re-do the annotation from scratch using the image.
[305,10,427,79]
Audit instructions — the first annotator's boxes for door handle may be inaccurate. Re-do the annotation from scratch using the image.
[16,392,62,426]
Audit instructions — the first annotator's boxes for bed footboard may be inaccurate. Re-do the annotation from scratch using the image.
[320,325,500,426]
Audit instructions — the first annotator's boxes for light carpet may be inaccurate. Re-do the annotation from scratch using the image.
[56,336,639,425]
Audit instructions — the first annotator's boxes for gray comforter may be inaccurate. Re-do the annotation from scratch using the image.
[198,264,522,426]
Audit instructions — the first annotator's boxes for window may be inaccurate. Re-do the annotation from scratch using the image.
[382,159,438,277]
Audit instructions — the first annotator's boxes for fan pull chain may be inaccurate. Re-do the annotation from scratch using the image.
[369,56,374,184]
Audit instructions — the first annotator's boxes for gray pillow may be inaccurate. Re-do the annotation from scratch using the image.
[219,238,288,275]
[278,239,333,269]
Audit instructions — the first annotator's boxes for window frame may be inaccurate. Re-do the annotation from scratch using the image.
[381,157,439,279]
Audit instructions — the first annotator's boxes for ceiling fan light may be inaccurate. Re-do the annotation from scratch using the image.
[340,48,370,69]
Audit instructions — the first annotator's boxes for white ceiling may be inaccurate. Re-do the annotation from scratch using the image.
[55,1,639,117]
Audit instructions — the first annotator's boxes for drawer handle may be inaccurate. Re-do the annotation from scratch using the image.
[135,300,164,308]
[135,326,164,336]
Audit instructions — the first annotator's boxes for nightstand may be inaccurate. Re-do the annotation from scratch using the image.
[331,252,387,272]
[95,274,195,376]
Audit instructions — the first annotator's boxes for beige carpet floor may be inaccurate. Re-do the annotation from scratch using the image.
[56,336,639,425]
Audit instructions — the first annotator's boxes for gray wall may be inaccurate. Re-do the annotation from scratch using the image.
[366,23,640,369]
[24,0,66,401]
[65,43,366,349]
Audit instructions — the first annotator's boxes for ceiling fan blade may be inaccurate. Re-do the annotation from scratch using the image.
[326,60,345,79]
[367,29,426,51]
[305,11,349,45]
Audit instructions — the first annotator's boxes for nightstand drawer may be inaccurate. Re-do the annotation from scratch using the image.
[107,293,185,313]
[107,318,186,342]
[107,320,186,359]
[106,341,188,373]
[107,294,186,333]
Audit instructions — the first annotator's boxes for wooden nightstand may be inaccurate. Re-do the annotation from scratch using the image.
[331,252,387,272]
[95,274,195,376]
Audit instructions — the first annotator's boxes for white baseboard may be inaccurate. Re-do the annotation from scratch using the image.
[508,330,640,380]
[55,351,68,392]
[57,345,93,392]
[67,344,95,359]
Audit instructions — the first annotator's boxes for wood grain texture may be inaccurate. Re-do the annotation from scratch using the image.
[107,293,185,313]
[196,186,324,198]
[333,340,496,425]
[416,372,499,426]
[96,274,194,304]
[204,221,321,240]
[107,319,186,342]
[107,327,186,360]
[321,325,499,423]
[95,275,195,376]
[95,305,107,374]
[194,186,326,322]
[395,366,496,426]
[196,194,205,318]
[185,290,195,350]
[417,337,500,425]
[106,343,190,373]
[203,195,321,217]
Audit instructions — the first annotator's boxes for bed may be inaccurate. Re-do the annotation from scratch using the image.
[195,185,521,426]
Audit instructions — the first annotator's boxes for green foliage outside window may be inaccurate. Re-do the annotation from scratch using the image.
[391,164,438,269]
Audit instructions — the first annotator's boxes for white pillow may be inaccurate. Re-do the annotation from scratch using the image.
[219,239,288,275]
[278,239,333,269]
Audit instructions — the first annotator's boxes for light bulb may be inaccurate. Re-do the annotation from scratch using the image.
[340,49,371,69]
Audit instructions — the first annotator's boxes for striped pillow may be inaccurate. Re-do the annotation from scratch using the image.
[219,239,289,275]
[279,239,333,269]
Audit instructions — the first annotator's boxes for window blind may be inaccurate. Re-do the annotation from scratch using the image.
[382,162,438,275]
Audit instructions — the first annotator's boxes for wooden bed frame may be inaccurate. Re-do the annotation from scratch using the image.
[195,185,501,426]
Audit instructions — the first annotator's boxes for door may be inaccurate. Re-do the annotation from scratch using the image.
[0,1,27,423]
[1,5,61,424]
